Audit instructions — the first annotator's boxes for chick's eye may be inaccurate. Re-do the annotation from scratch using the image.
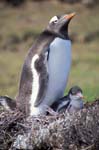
[72,92,76,95]
[72,91,76,95]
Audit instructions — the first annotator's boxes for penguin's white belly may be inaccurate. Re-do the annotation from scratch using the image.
[41,38,72,106]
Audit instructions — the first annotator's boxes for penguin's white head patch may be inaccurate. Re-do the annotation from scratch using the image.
[47,13,75,39]
[49,16,58,24]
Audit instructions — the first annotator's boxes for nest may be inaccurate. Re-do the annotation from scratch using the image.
[0,109,25,149]
[0,100,99,150]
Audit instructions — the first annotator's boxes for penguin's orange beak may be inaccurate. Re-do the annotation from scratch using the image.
[64,12,76,20]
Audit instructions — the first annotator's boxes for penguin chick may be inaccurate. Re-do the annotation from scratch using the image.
[0,96,16,111]
[51,86,84,114]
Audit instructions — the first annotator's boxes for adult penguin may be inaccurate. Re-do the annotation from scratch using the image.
[16,13,76,116]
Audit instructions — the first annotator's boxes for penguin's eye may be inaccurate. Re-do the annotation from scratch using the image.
[49,16,58,24]
[53,20,58,24]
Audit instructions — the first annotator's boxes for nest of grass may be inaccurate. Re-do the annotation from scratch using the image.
[0,100,99,150]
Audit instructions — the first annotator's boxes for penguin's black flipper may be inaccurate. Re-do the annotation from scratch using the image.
[34,53,49,107]
[51,95,70,112]
[0,96,16,111]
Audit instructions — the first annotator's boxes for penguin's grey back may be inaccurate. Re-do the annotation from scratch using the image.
[16,32,55,115]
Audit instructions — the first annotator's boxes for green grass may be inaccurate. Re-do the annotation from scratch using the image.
[0,1,99,101]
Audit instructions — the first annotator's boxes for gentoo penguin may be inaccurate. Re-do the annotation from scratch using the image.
[0,96,16,111]
[51,86,84,114]
[16,13,76,116]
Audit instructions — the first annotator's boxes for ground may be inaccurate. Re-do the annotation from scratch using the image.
[0,1,99,101]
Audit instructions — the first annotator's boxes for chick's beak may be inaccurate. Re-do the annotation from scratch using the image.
[64,12,76,21]
[77,92,84,99]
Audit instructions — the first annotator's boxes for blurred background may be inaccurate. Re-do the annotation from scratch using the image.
[0,0,99,102]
